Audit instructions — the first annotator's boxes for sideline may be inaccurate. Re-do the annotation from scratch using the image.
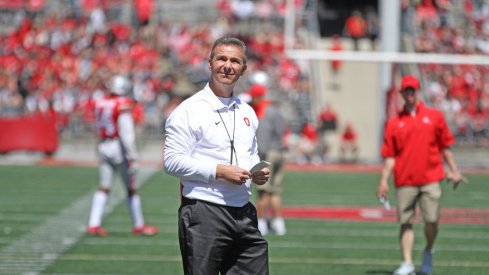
[282,206,489,224]
[26,254,489,269]
[1,151,487,175]
[284,162,489,175]
[0,168,158,274]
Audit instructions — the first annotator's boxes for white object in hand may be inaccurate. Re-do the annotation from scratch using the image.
[379,196,391,210]
[250,161,271,173]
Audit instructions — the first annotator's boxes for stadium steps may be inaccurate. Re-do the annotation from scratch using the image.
[314,38,382,162]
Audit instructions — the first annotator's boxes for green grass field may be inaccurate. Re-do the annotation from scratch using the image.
[1,165,488,275]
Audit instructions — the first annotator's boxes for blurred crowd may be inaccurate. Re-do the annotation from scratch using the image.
[0,0,312,137]
[405,0,489,146]
[1,0,487,163]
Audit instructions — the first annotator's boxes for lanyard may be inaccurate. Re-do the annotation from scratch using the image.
[217,105,237,165]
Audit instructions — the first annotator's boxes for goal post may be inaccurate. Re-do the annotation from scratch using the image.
[285,50,489,66]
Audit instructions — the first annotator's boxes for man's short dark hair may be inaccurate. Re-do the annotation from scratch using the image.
[209,36,247,63]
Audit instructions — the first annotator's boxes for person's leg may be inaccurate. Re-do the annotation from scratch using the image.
[269,193,283,217]
[419,183,442,274]
[352,37,359,51]
[127,192,145,227]
[120,159,143,226]
[400,224,414,263]
[424,222,438,250]
[420,183,441,249]
[119,159,143,228]
[221,202,269,275]
[351,144,359,162]
[120,159,157,235]
[420,222,437,274]
[393,186,419,274]
[87,160,113,236]
[256,191,270,235]
[267,150,286,235]
[394,224,416,275]
[256,191,269,218]
[179,198,237,275]
[269,193,286,235]
[88,190,109,229]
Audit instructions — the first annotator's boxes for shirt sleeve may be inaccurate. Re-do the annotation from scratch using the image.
[163,106,216,183]
[436,112,455,149]
[380,121,395,158]
[118,111,138,160]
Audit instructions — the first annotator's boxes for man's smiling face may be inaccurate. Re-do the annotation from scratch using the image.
[208,44,247,86]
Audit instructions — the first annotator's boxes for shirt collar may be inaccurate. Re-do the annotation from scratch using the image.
[400,101,425,116]
[203,83,241,111]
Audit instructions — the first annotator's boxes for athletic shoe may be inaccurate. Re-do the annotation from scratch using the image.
[393,261,416,275]
[132,224,158,236]
[270,217,286,236]
[420,249,433,275]
[258,218,268,236]
[87,226,108,237]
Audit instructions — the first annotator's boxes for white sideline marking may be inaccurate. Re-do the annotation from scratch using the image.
[46,237,489,253]
[269,241,489,253]
[0,168,157,275]
[290,227,489,240]
[13,254,489,269]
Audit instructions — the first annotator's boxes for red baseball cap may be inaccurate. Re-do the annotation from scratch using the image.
[248,84,267,98]
[401,75,420,91]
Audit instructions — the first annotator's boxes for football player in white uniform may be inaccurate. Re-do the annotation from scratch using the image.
[87,75,157,237]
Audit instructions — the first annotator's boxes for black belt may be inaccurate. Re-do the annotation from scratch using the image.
[181,196,247,209]
[181,196,198,206]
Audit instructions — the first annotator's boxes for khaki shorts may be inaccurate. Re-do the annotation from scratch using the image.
[396,182,441,224]
[256,150,284,194]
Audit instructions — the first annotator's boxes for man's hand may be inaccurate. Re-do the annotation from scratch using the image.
[376,181,389,201]
[377,157,394,201]
[251,167,270,185]
[446,171,469,190]
[216,164,251,185]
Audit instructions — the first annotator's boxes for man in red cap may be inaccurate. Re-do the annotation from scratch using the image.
[377,75,468,275]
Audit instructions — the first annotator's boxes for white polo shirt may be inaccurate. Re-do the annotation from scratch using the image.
[164,84,260,207]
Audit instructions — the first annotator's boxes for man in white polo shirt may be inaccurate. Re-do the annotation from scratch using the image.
[164,36,270,275]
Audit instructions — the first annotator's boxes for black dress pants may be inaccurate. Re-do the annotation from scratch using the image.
[179,197,269,275]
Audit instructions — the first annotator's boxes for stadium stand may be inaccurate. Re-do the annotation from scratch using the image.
[1,0,487,164]
[0,0,319,162]
[406,0,489,147]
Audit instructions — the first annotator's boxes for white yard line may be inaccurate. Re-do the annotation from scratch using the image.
[0,168,157,275]
[40,237,488,253]
[269,241,489,253]
[15,254,489,269]
[289,227,489,239]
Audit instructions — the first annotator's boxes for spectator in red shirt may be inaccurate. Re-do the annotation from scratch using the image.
[134,0,154,28]
[339,122,358,163]
[296,122,320,163]
[377,75,468,275]
[344,10,366,51]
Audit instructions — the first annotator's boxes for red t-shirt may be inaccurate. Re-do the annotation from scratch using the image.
[252,100,271,120]
[345,16,366,38]
[342,128,356,142]
[381,102,455,187]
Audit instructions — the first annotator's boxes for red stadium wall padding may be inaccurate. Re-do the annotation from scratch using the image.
[0,114,58,154]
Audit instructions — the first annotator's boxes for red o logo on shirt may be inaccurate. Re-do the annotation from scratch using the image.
[244,117,250,126]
